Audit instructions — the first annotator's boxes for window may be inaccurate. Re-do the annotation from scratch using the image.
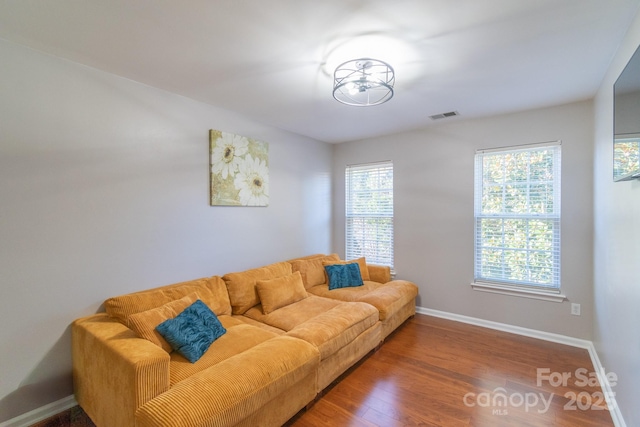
[345,161,394,269]
[613,137,640,180]
[474,142,561,291]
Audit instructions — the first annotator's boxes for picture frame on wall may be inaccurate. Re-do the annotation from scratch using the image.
[209,130,269,206]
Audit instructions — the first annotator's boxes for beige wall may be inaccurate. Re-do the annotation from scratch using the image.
[333,101,594,339]
[593,10,640,426]
[0,38,332,422]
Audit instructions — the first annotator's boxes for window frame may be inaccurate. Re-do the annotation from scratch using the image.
[472,142,565,301]
[345,161,394,270]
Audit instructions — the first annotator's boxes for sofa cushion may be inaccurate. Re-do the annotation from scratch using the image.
[198,276,233,318]
[231,315,286,335]
[256,271,308,314]
[156,300,226,363]
[105,276,232,327]
[307,281,383,301]
[243,295,342,331]
[128,293,199,352]
[286,302,379,360]
[289,254,340,288]
[223,261,293,315]
[324,263,364,290]
[308,280,419,321]
[357,280,419,321]
[323,257,370,281]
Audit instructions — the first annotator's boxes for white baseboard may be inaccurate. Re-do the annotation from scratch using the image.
[0,395,77,427]
[416,306,626,427]
[587,342,627,427]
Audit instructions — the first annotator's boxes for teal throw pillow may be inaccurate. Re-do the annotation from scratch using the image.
[325,263,364,290]
[155,300,226,363]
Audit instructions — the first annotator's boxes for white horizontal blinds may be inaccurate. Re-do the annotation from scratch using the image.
[346,161,394,269]
[474,143,561,289]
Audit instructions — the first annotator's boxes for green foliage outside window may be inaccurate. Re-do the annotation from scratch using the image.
[475,146,560,288]
[346,162,394,269]
[613,138,640,180]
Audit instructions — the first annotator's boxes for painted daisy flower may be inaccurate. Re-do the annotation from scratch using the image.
[234,154,269,206]
[211,132,249,179]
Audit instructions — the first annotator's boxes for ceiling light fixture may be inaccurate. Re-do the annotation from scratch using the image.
[333,58,395,106]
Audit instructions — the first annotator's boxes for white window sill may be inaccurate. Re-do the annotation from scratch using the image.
[471,281,567,303]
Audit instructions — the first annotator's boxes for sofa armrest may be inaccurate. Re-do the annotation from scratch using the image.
[368,264,391,283]
[72,313,170,427]
[136,336,320,427]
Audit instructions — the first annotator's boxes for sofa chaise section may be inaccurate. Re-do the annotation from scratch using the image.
[72,276,320,427]
[288,254,419,339]
[135,336,318,427]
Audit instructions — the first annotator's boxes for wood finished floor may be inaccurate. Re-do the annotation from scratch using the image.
[285,314,613,427]
[33,314,613,427]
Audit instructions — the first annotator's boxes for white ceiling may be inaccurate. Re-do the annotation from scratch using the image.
[1,0,639,143]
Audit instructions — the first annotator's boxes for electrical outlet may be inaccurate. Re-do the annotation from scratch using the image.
[571,303,581,316]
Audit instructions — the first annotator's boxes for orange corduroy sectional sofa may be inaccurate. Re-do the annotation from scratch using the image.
[72,254,419,427]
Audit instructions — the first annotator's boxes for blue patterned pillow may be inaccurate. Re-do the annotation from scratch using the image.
[155,300,226,363]
[325,263,364,290]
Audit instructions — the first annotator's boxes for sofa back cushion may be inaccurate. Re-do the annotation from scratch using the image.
[128,293,200,352]
[105,276,231,327]
[288,254,340,289]
[256,271,308,314]
[223,261,292,314]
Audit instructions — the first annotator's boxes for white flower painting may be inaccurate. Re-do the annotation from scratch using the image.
[210,130,269,206]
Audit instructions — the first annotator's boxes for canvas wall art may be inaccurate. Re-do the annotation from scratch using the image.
[209,130,269,206]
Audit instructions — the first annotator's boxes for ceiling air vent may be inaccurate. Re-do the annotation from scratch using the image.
[429,111,460,120]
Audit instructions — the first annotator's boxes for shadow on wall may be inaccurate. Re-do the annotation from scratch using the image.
[0,326,74,423]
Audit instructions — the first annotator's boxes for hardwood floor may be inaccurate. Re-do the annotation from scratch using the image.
[33,314,614,427]
[286,314,614,427]
[30,406,94,427]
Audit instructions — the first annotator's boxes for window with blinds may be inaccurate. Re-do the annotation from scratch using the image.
[345,161,394,269]
[474,143,561,289]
